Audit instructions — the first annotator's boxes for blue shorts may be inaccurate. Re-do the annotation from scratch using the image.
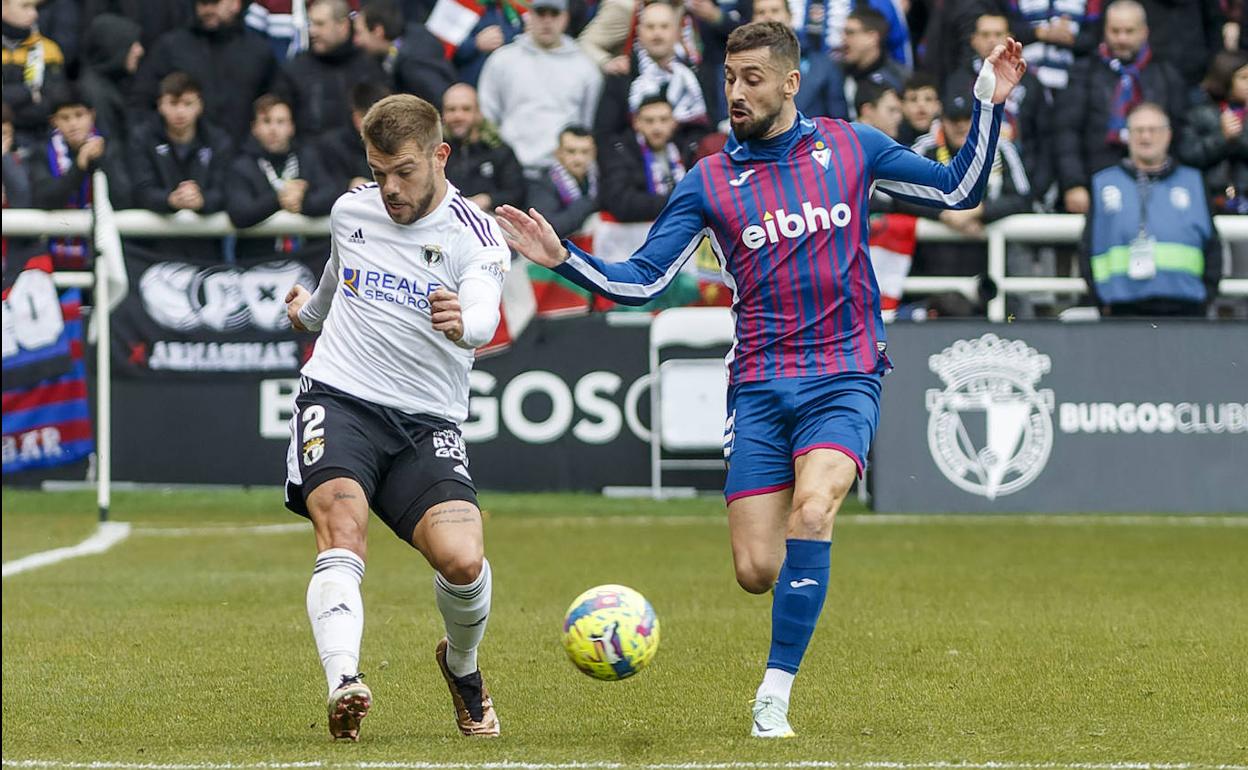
[723,373,882,504]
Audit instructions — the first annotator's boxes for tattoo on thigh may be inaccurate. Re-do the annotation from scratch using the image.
[333,491,358,501]
[427,505,477,527]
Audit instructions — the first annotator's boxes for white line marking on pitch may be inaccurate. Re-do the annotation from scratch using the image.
[1,522,131,579]
[5,760,1248,770]
[132,523,309,537]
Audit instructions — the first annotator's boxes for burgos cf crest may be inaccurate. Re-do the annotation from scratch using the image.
[303,436,325,465]
[421,244,443,266]
[925,334,1054,499]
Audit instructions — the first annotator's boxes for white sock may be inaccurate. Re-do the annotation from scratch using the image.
[307,548,365,697]
[756,668,795,703]
[434,558,492,678]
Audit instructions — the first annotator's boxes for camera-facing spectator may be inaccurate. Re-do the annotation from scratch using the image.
[29,86,132,269]
[945,12,1053,195]
[353,0,455,106]
[228,94,337,259]
[276,0,386,141]
[442,82,526,212]
[2,0,68,144]
[1082,102,1221,317]
[454,0,525,86]
[841,7,907,118]
[1178,51,1248,216]
[599,93,691,224]
[316,80,391,192]
[595,3,708,149]
[751,0,847,119]
[1054,0,1188,214]
[129,0,276,144]
[129,73,232,216]
[478,0,603,173]
[129,73,233,260]
[898,71,940,146]
[526,124,599,241]
[78,14,144,147]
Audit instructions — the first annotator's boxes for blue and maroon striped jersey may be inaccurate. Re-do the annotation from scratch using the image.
[555,100,1004,384]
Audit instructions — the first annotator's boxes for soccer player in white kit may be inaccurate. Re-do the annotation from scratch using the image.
[282,94,508,741]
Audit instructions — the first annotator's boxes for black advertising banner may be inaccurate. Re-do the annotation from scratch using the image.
[871,322,1248,513]
[110,244,324,378]
[112,316,675,491]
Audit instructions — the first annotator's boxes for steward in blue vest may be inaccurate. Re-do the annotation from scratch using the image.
[1081,159,1222,316]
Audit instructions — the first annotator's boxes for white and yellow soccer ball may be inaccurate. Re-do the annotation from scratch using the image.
[561,584,660,681]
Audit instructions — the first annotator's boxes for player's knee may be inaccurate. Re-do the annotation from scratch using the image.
[790,494,836,539]
[435,549,484,586]
[735,562,778,594]
[308,484,368,553]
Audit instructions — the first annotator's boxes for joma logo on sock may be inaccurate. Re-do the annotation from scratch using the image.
[788,578,819,589]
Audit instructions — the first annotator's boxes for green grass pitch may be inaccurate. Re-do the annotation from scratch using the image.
[2,488,1246,769]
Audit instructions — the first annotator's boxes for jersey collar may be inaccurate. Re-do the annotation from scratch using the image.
[725,112,816,163]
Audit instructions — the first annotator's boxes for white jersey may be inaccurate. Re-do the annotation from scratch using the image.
[299,182,508,423]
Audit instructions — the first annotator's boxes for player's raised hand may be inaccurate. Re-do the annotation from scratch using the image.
[430,288,465,343]
[978,37,1027,105]
[494,205,568,269]
[285,284,310,332]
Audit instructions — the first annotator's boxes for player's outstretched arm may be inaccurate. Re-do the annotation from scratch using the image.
[495,170,708,306]
[287,242,340,332]
[866,38,1026,211]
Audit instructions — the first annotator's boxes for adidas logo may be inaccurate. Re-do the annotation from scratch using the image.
[317,602,353,620]
[348,228,365,244]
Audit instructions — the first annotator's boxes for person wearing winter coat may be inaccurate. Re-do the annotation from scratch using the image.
[227,94,336,260]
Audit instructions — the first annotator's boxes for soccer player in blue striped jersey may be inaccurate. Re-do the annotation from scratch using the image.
[497,23,1027,737]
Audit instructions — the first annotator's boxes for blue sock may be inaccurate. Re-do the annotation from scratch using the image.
[766,538,831,675]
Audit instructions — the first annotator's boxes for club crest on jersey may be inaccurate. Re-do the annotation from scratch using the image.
[811,140,831,170]
[421,244,444,266]
[740,201,852,249]
[303,436,325,465]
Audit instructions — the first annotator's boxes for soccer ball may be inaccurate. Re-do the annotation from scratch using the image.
[561,584,660,681]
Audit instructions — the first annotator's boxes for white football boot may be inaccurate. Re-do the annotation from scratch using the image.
[750,695,796,738]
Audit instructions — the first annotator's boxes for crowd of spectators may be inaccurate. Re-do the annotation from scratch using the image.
[3,0,1245,315]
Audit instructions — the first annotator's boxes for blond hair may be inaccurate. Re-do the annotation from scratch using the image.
[361,94,444,155]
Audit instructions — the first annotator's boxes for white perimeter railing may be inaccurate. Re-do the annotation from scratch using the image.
[7,209,1248,323]
[3,208,1246,515]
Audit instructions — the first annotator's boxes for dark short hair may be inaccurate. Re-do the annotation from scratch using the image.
[252,93,291,120]
[351,80,392,114]
[159,71,202,100]
[1201,50,1248,101]
[854,81,897,114]
[635,92,674,114]
[847,7,889,41]
[361,0,404,40]
[726,21,800,73]
[47,83,92,114]
[559,124,593,141]
[903,71,940,97]
[973,11,1009,30]
[361,93,443,154]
